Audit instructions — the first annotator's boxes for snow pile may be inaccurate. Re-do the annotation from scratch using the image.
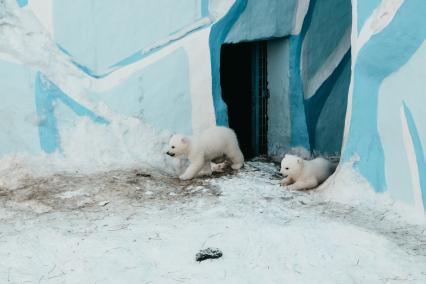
[319,157,426,225]
[0,116,179,189]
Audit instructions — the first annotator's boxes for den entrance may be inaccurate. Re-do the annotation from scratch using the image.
[220,41,269,159]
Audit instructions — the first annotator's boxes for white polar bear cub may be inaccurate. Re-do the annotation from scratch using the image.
[280,154,333,190]
[166,126,244,180]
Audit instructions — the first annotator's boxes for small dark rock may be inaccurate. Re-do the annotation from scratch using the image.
[136,172,151,177]
[195,248,223,262]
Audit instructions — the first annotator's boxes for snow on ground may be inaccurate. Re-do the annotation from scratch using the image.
[0,160,425,284]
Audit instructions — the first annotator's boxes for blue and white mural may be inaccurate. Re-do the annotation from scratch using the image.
[342,0,426,213]
[0,0,425,214]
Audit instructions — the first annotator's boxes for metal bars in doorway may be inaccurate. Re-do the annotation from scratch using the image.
[251,42,269,156]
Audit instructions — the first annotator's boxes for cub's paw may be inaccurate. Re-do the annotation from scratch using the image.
[280,177,292,186]
[179,174,192,181]
[231,163,243,170]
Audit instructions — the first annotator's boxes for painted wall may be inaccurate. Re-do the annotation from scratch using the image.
[267,38,291,160]
[225,0,298,43]
[342,0,426,213]
[0,0,350,161]
[0,0,214,158]
[301,0,352,156]
[1,0,425,214]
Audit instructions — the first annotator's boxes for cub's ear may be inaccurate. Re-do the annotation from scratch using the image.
[284,154,288,158]
[181,137,188,144]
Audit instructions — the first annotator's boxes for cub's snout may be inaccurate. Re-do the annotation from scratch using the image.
[166,151,175,157]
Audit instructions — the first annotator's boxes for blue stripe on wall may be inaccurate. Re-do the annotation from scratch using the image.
[201,0,209,17]
[403,102,426,211]
[35,72,108,153]
[304,50,351,151]
[35,74,60,153]
[209,0,248,126]
[288,36,310,149]
[287,0,320,150]
[16,0,28,8]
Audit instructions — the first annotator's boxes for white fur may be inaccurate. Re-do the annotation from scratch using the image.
[280,154,333,190]
[167,126,244,180]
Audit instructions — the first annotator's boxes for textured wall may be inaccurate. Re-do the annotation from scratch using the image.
[342,0,426,213]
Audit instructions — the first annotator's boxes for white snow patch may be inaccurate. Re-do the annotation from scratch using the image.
[0,116,180,190]
[26,0,54,36]
[0,161,425,283]
[320,158,426,226]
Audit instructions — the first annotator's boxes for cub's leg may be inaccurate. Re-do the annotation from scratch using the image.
[285,179,318,191]
[179,159,205,180]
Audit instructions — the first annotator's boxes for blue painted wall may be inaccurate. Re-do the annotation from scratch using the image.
[0,61,39,156]
[225,0,298,43]
[343,0,426,212]
[87,49,192,135]
[301,0,351,87]
[53,0,203,75]
[306,51,351,156]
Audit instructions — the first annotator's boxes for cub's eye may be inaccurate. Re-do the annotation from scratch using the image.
[171,146,175,149]
[285,167,289,170]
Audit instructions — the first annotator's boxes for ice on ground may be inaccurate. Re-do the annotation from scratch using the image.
[0,161,425,283]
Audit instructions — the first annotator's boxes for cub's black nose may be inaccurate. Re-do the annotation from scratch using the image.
[166,152,175,157]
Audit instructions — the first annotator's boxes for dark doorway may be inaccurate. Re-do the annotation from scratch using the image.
[220,41,269,159]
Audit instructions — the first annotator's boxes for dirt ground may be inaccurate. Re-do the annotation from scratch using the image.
[1,161,425,283]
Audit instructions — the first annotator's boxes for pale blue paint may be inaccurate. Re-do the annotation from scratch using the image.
[210,0,248,126]
[357,0,380,32]
[343,0,426,192]
[403,102,426,211]
[376,43,426,206]
[225,0,298,43]
[16,0,28,7]
[53,0,202,74]
[53,0,95,74]
[0,61,39,157]
[87,49,192,135]
[110,23,209,71]
[35,73,108,153]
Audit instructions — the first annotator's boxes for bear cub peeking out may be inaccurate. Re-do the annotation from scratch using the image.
[280,154,334,190]
[166,126,244,180]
